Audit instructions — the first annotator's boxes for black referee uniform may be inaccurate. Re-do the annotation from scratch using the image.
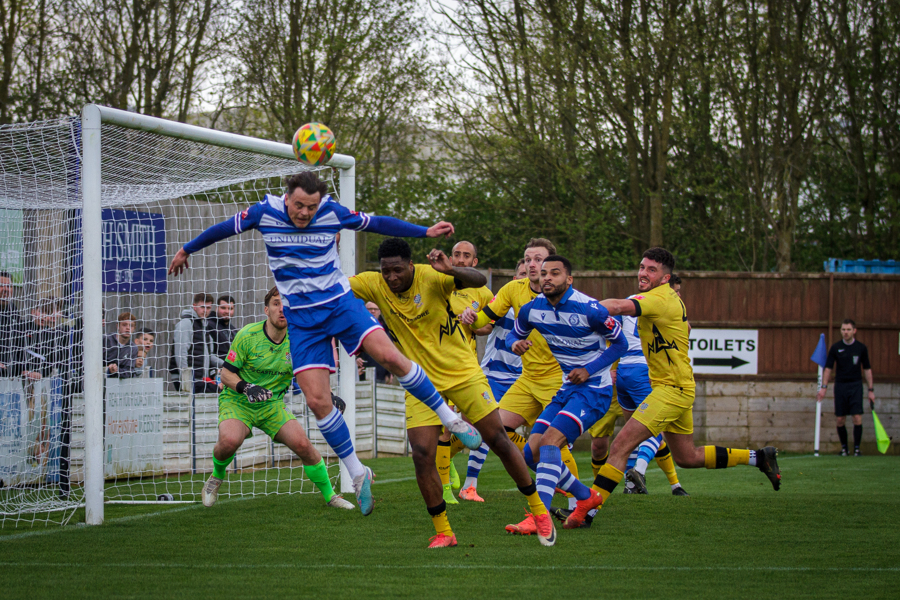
[824,339,871,453]
[825,340,870,416]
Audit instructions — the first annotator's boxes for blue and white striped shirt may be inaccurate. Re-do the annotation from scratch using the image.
[183,193,428,310]
[616,311,648,366]
[506,286,627,388]
[480,307,522,382]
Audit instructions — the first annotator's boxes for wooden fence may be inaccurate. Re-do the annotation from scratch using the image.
[489,270,900,382]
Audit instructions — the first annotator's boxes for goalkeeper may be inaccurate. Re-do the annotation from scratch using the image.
[202,286,353,510]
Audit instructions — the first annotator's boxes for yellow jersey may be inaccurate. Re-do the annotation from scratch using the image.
[482,278,563,381]
[631,283,694,390]
[450,286,494,355]
[349,265,482,390]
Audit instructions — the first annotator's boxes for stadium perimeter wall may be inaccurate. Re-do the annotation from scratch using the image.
[487,270,900,455]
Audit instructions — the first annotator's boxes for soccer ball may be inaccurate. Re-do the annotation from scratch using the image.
[292,123,336,166]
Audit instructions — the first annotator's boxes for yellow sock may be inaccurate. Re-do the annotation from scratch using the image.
[654,442,680,485]
[430,509,453,536]
[561,445,579,480]
[436,440,451,486]
[560,445,579,498]
[449,434,465,458]
[592,463,624,502]
[704,446,751,469]
[507,429,526,452]
[592,451,609,478]
[525,491,548,517]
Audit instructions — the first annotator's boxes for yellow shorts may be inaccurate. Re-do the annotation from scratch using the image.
[587,395,624,438]
[406,372,498,430]
[498,373,563,427]
[632,385,695,436]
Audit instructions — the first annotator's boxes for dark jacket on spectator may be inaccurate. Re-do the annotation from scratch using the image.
[209,316,237,363]
[103,333,139,379]
[169,307,222,391]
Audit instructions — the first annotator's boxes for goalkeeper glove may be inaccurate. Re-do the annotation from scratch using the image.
[241,383,273,403]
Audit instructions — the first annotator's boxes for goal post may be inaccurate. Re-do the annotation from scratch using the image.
[0,105,358,528]
[81,105,358,525]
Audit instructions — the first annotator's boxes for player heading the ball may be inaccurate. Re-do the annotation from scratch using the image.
[169,170,484,515]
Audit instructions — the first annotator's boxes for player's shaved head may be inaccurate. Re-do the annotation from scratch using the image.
[451,240,478,268]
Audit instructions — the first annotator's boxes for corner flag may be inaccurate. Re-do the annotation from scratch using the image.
[872,410,891,454]
[810,334,828,368]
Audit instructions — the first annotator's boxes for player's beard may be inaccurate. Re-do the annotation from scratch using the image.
[543,282,568,301]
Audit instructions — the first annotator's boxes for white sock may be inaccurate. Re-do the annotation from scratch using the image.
[671,483,682,491]
[635,458,650,475]
[341,453,365,480]
[568,496,578,510]
[435,403,459,428]
[587,508,599,517]
[748,450,757,467]
[463,477,477,490]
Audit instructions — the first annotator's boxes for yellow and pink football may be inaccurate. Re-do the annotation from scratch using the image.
[292,123,336,166]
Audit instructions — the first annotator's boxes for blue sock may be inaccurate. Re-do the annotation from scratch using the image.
[466,442,490,478]
[636,434,663,469]
[558,464,591,501]
[523,443,537,470]
[316,406,354,459]
[626,448,639,470]
[536,445,562,511]
[398,362,443,411]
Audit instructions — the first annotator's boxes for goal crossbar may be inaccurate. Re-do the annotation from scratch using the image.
[80,104,357,526]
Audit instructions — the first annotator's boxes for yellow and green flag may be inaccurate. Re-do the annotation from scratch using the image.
[871,410,891,454]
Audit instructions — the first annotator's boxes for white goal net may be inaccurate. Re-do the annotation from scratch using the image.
[0,107,356,527]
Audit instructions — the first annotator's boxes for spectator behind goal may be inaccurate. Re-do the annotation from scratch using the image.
[169,292,222,393]
[103,311,141,378]
[210,294,237,363]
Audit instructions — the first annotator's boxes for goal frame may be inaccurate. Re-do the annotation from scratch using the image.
[80,104,358,525]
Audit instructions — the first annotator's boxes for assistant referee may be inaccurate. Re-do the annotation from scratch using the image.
[816,319,876,456]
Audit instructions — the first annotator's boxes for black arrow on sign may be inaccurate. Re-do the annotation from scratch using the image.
[693,356,750,369]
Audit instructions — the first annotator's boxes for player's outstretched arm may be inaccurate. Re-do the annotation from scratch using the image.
[427,249,487,289]
[169,208,259,276]
[600,298,637,316]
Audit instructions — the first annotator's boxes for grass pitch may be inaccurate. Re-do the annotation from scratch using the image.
[1,453,897,599]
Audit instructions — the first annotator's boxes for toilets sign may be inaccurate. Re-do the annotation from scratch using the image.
[688,329,758,374]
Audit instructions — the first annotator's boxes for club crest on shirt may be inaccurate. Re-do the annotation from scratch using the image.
[285,351,291,364]
[853,356,859,365]
[569,315,579,326]
[472,301,480,310]
[413,293,423,308]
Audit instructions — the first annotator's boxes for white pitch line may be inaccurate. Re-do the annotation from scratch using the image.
[0,496,255,543]
[0,561,897,573]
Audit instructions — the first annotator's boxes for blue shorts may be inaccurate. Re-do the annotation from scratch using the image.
[488,378,515,403]
[531,383,613,444]
[284,292,382,375]
[616,363,652,411]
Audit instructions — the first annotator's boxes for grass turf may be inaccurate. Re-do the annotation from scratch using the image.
[1,452,898,599]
